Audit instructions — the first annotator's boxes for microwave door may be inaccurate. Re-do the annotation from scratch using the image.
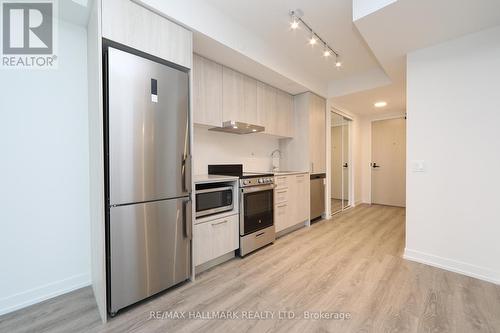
[196,187,233,217]
[107,47,190,206]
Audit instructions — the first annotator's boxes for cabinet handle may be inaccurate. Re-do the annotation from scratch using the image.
[277,204,287,208]
[277,190,287,194]
[211,220,228,226]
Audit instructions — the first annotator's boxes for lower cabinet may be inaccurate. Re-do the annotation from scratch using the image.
[274,173,310,233]
[274,202,290,232]
[194,214,239,266]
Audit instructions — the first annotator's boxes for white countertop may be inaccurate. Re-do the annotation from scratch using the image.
[194,174,239,184]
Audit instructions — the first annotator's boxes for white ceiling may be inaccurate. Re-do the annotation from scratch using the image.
[60,0,92,26]
[340,0,500,116]
[193,32,309,95]
[203,0,381,89]
[332,82,405,115]
[160,0,500,116]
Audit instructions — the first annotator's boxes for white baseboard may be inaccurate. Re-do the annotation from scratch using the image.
[0,273,91,316]
[404,248,500,285]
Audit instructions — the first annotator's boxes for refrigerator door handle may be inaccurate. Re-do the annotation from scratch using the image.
[182,198,192,240]
[181,154,192,194]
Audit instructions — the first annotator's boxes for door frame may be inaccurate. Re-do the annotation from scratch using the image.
[369,114,406,205]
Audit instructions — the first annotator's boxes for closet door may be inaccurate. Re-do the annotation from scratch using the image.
[330,112,351,214]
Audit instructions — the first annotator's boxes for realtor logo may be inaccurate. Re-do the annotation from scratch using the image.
[1,0,58,68]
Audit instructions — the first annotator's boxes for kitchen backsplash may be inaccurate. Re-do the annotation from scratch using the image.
[193,125,280,175]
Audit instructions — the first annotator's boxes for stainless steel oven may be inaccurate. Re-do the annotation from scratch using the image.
[239,177,275,256]
[195,184,233,218]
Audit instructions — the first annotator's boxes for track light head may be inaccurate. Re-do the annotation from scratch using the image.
[323,46,331,57]
[309,34,317,46]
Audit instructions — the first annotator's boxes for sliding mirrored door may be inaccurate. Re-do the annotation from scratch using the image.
[330,111,351,215]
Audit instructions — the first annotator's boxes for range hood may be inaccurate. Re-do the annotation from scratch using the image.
[209,121,265,135]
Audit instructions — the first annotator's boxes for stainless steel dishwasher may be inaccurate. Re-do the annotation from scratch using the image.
[310,173,326,221]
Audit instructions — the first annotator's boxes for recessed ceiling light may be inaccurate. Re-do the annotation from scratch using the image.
[374,101,387,108]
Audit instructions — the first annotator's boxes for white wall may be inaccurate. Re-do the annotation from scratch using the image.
[193,126,279,175]
[0,21,90,315]
[405,25,500,284]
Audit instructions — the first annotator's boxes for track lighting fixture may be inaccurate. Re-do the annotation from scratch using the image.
[289,9,341,68]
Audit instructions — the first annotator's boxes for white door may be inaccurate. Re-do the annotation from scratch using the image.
[371,118,406,207]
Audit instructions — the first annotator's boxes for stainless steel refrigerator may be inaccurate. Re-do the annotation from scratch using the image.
[104,45,192,316]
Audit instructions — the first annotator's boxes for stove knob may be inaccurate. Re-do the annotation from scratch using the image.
[244,180,250,185]
[258,179,263,183]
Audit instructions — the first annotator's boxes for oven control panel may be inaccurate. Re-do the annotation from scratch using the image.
[240,177,274,187]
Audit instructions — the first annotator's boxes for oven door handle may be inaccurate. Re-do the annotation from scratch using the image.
[241,184,275,193]
[196,186,233,194]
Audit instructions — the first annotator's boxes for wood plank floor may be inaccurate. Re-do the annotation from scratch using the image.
[2,204,500,332]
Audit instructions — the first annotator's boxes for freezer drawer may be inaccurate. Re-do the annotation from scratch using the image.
[109,197,191,314]
[107,47,190,205]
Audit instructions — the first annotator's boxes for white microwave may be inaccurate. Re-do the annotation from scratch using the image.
[195,184,234,218]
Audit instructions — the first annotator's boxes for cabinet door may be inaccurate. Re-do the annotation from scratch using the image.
[295,174,310,222]
[257,82,278,135]
[193,221,213,266]
[309,94,326,173]
[274,202,289,232]
[211,214,239,259]
[274,175,288,189]
[275,187,289,204]
[193,55,222,126]
[243,76,258,125]
[276,90,294,137]
[194,214,239,266]
[222,67,244,122]
[102,0,192,69]
[223,68,258,124]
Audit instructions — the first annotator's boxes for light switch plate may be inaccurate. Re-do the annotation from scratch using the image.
[411,160,425,172]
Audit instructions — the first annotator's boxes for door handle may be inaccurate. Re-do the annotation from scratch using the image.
[343,163,348,168]
[182,199,192,240]
[211,220,228,226]
[182,154,192,193]
[372,162,380,168]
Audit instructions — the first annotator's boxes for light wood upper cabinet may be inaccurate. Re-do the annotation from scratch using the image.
[222,67,258,125]
[280,92,326,173]
[192,58,294,137]
[276,90,294,137]
[257,82,277,133]
[102,0,192,69]
[257,82,294,137]
[193,55,222,127]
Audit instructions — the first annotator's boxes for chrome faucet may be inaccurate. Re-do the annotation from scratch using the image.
[270,149,281,172]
